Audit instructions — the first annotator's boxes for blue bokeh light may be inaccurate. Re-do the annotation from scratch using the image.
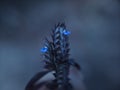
[40,46,48,53]
[63,30,71,35]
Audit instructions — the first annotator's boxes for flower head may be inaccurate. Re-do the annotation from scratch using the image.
[40,46,48,53]
[63,30,71,35]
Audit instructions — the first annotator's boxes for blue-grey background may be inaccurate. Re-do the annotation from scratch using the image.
[0,0,120,90]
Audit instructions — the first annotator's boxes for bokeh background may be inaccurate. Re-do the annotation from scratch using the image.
[0,0,120,90]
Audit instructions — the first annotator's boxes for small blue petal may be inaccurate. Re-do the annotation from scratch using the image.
[63,30,71,35]
[40,46,48,53]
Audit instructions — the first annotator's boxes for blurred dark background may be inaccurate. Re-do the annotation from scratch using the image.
[0,0,120,90]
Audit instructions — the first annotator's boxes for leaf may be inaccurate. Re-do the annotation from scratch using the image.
[25,70,51,90]
[69,59,81,70]
[44,54,50,60]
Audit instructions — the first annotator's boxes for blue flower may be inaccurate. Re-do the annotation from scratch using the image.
[40,46,48,53]
[63,30,71,35]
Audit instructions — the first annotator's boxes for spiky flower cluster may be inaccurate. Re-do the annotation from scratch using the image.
[40,23,80,90]
[25,23,80,90]
[41,23,71,70]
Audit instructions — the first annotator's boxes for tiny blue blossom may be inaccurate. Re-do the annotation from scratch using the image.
[63,30,71,35]
[40,46,48,53]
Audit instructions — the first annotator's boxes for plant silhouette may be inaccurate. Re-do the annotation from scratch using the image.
[25,23,81,90]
